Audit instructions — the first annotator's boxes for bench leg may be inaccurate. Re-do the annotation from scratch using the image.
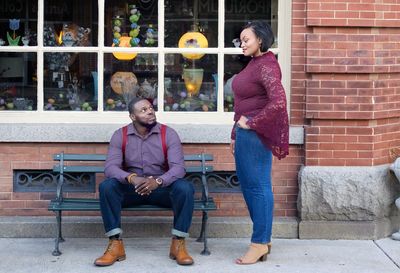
[196,210,205,243]
[197,211,210,255]
[52,211,64,256]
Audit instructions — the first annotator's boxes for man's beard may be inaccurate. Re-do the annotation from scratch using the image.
[137,119,157,130]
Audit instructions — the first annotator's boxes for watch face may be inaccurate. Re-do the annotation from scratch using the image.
[156,178,163,185]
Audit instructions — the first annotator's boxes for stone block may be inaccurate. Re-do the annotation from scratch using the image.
[298,165,400,221]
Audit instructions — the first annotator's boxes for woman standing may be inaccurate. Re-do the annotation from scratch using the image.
[230,21,289,265]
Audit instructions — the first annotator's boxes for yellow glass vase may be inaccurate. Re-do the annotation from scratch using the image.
[182,68,204,96]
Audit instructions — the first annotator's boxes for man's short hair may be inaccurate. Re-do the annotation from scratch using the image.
[128,97,148,114]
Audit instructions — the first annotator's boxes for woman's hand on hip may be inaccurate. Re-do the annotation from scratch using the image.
[230,140,235,155]
[237,116,250,129]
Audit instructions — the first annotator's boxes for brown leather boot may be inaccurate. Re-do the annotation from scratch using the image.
[169,238,194,265]
[94,239,126,266]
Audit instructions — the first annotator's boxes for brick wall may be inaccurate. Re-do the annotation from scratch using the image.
[307,1,400,27]
[297,0,400,166]
[0,143,302,217]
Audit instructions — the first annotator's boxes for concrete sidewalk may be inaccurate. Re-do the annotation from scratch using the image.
[1,237,399,273]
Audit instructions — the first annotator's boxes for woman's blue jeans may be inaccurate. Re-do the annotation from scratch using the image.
[99,178,194,238]
[235,127,273,244]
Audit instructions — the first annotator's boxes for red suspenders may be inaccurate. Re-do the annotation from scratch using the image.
[122,124,169,171]
[160,124,169,171]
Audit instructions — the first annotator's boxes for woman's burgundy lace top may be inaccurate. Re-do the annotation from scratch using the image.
[231,51,289,160]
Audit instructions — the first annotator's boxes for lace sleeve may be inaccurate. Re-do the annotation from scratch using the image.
[246,60,289,159]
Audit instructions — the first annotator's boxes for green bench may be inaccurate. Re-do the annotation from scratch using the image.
[48,152,216,256]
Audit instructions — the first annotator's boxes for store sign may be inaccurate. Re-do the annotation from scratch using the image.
[0,0,69,17]
[199,0,269,14]
[44,2,70,17]
[0,0,25,14]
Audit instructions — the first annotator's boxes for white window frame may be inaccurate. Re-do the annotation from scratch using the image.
[0,0,291,126]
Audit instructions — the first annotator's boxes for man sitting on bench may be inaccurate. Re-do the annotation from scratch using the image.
[94,97,195,267]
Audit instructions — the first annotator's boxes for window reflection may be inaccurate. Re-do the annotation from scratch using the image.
[105,0,158,47]
[0,52,37,110]
[164,54,217,112]
[104,53,158,111]
[165,0,217,47]
[224,54,251,112]
[44,53,97,111]
[225,0,278,48]
[44,0,98,47]
[0,0,37,46]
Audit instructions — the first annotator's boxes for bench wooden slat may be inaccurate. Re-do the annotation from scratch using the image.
[54,154,107,161]
[54,154,213,162]
[49,198,217,211]
[53,165,105,173]
[183,166,214,173]
[184,154,213,161]
[53,165,213,173]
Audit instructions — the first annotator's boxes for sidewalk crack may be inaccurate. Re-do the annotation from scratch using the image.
[373,240,400,270]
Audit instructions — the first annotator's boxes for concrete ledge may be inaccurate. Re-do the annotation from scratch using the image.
[299,218,394,240]
[0,216,298,239]
[0,123,304,144]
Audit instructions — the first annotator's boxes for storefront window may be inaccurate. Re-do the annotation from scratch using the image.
[105,0,158,48]
[44,0,98,47]
[104,53,158,111]
[0,52,37,110]
[164,54,217,112]
[225,0,278,48]
[44,53,97,111]
[0,1,38,46]
[165,0,217,48]
[0,0,289,123]
[223,54,250,112]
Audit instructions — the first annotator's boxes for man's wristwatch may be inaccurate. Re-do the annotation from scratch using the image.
[155,177,163,187]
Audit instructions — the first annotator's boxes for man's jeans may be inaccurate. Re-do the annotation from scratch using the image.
[99,178,195,238]
[234,127,273,244]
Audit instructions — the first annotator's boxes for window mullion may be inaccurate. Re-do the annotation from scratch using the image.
[278,0,292,113]
[218,0,225,49]
[97,0,105,113]
[157,0,165,112]
[37,0,45,112]
[217,0,225,113]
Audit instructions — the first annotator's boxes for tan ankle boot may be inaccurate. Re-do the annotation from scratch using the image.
[94,239,126,266]
[235,243,269,265]
[169,238,194,265]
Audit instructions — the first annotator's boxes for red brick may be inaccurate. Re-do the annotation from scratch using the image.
[319,143,347,150]
[333,151,359,158]
[306,150,333,158]
[0,201,26,209]
[319,159,345,166]
[321,81,346,88]
[319,127,346,134]
[346,128,374,135]
[272,186,298,195]
[12,193,40,200]
[25,201,49,209]
[308,11,336,18]
[0,193,11,200]
[335,11,359,18]
[345,158,373,166]
[305,159,319,166]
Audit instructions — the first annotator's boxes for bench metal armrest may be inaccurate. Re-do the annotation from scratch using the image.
[200,153,210,205]
[55,152,65,203]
